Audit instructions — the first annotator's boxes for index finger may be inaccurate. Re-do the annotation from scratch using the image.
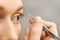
[42,20,58,36]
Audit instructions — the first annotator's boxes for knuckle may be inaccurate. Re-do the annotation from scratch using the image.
[31,29,37,33]
[34,16,42,20]
[45,21,57,28]
[51,22,56,26]
[31,28,41,34]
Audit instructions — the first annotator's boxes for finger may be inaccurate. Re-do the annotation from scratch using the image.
[43,36,55,40]
[42,20,54,28]
[23,28,30,40]
[49,23,58,36]
[42,20,58,36]
[29,16,47,39]
[29,18,34,24]
[41,30,46,39]
[29,16,43,40]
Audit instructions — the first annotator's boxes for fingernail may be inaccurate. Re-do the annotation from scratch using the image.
[34,16,41,23]
[29,18,34,24]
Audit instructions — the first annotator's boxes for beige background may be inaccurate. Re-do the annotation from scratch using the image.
[20,0,60,40]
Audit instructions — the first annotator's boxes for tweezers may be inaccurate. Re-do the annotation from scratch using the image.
[27,12,60,40]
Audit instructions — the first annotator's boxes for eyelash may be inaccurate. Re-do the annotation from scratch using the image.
[11,13,23,24]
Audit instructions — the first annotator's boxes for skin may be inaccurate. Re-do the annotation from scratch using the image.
[0,0,58,40]
[0,0,23,40]
[24,16,58,40]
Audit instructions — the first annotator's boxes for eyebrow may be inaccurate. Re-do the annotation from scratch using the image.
[12,6,24,16]
[0,6,24,18]
[16,6,24,17]
[16,6,23,12]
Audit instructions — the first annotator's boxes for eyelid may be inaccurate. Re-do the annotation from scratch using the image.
[11,13,24,19]
[12,13,20,18]
[13,13,20,16]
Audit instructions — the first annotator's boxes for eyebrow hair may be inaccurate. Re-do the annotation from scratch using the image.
[0,6,24,18]
[16,6,24,17]
[13,6,23,15]
[12,6,24,17]
[16,6,23,12]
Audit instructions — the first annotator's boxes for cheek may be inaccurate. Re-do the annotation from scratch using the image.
[0,23,5,34]
[14,23,21,35]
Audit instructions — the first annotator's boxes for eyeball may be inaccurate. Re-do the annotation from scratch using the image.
[11,15,21,24]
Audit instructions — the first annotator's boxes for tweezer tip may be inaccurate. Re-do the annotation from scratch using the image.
[26,12,34,18]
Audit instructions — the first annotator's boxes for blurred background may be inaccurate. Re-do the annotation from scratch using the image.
[20,0,60,40]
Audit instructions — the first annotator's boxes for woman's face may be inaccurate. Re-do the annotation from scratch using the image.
[0,0,23,40]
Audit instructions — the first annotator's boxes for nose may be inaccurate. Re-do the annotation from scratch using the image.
[1,19,18,40]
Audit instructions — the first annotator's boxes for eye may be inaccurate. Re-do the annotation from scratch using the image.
[13,16,20,21]
[11,14,22,24]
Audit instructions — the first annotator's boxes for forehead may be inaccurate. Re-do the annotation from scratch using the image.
[0,0,23,13]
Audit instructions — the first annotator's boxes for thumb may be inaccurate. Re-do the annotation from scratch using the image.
[29,16,43,40]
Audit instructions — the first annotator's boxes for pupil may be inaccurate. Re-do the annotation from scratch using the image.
[17,16,19,20]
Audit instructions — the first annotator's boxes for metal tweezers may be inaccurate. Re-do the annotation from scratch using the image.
[27,12,60,40]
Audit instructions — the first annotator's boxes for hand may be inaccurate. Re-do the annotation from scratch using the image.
[23,16,58,40]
